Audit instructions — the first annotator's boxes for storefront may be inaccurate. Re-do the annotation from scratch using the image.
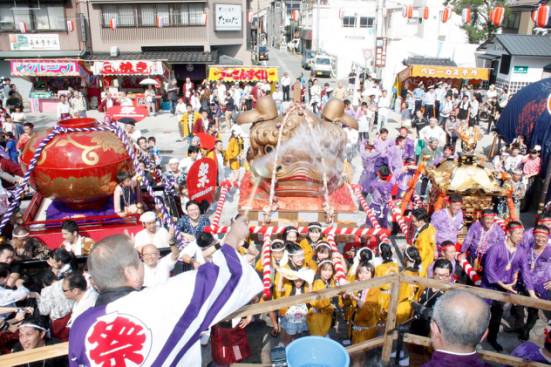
[395,64,490,96]
[207,65,279,84]
[91,60,169,105]
[9,58,91,113]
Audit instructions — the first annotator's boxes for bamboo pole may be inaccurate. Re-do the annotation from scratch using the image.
[381,274,401,364]
[0,342,68,366]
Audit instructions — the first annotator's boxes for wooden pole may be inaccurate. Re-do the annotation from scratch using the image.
[538,151,551,214]
[0,342,68,367]
[381,274,401,365]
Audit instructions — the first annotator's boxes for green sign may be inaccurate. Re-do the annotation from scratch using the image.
[514,66,528,74]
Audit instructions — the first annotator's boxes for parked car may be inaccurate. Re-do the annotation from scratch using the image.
[312,55,332,77]
[302,50,315,69]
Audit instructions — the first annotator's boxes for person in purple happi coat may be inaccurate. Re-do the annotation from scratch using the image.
[367,165,395,228]
[359,141,381,194]
[431,194,464,247]
[522,215,551,250]
[461,209,505,274]
[386,136,406,175]
[511,336,551,365]
[398,126,415,161]
[482,221,538,352]
[422,290,492,367]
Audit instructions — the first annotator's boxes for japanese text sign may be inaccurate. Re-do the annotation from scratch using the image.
[92,60,165,76]
[208,66,279,82]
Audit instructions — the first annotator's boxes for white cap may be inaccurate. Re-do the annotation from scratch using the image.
[139,211,156,223]
[168,158,179,165]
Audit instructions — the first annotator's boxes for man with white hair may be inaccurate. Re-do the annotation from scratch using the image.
[423,290,491,366]
[420,117,447,147]
[134,211,171,251]
[69,216,262,366]
[141,239,180,288]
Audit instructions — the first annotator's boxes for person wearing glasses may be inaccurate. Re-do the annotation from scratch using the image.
[422,290,491,367]
[62,272,97,328]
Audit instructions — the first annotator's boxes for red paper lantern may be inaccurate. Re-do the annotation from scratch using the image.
[109,18,117,30]
[291,9,300,21]
[403,6,414,19]
[18,22,27,33]
[441,7,451,23]
[66,20,75,32]
[423,6,430,20]
[536,5,550,28]
[462,8,472,25]
[491,6,505,27]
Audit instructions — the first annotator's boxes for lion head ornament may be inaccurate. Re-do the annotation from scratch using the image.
[237,96,358,197]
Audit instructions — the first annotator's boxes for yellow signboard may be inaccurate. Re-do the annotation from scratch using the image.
[208,66,279,82]
[410,65,490,81]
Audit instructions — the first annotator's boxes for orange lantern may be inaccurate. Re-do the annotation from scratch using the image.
[291,9,300,21]
[536,5,550,28]
[491,6,505,27]
[441,6,451,23]
[109,18,117,30]
[462,8,472,25]
[423,6,430,20]
[403,6,414,19]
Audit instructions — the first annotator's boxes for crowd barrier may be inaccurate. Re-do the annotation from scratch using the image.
[1,274,550,366]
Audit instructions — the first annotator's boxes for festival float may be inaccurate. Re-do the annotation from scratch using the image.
[2,118,178,248]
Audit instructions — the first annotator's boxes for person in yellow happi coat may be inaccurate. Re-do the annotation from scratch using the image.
[348,261,381,367]
[375,243,400,318]
[307,260,336,336]
[397,247,422,325]
[179,104,203,138]
[298,222,323,263]
[411,208,437,277]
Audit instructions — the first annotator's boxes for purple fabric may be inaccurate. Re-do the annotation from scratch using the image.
[511,342,550,364]
[166,245,243,366]
[461,221,505,263]
[151,256,221,365]
[431,209,464,246]
[386,145,404,174]
[522,227,551,250]
[403,137,415,160]
[527,245,551,299]
[422,351,492,367]
[374,137,393,156]
[368,177,395,228]
[483,241,533,291]
[68,305,108,367]
[396,170,414,195]
[359,149,380,193]
[46,198,121,227]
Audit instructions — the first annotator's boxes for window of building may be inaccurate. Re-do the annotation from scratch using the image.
[342,16,356,27]
[499,54,511,75]
[102,4,205,28]
[0,2,66,32]
[359,16,374,28]
[502,11,520,31]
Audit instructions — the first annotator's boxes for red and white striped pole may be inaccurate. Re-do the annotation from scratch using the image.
[457,256,481,286]
[261,234,273,299]
[327,231,348,285]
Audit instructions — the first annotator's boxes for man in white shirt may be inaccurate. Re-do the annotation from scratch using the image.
[141,240,180,288]
[179,146,200,175]
[61,220,95,256]
[420,117,447,147]
[377,89,391,131]
[63,272,98,328]
[0,264,28,309]
[134,211,171,251]
[281,72,291,101]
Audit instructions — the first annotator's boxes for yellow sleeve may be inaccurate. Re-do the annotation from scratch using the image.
[179,113,190,137]
[416,228,436,277]
[278,283,293,315]
[225,137,240,161]
[255,257,263,273]
[299,239,314,263]
[310,279,332,310]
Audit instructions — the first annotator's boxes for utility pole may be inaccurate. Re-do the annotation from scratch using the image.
[375,0,384,78]
[316,0,320,51]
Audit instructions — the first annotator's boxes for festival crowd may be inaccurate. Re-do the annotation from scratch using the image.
[0,72,548,367]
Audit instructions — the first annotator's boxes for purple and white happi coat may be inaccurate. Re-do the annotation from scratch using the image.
[68,245,262,367]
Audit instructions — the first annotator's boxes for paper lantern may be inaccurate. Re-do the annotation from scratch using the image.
[536,5,550,28]
[248,11,253,23]
[423,6,430,20]
[491,6,505,27]
[202,12,207,25]
[66,20,75,32]
[18,22,27,33]
[441,7,451,23]
[403,6,414,19]
[291,9,300,21]
[462,8,472,25]
[109,18,117,30]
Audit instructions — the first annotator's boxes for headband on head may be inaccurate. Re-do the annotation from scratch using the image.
[404,248,415,262]
[308,224,322,231]
[315,242,331,251]
[482,212,496,218]
[508,224,524,233]
[358,247,373,259]
[540,217,551,224]
[534,228,550,236]
[270,239,285,251]
[288,248,305,257]
[317,259,334,268]
[287,228,299,235]
[18,323,47,332]
[12,232,29,238]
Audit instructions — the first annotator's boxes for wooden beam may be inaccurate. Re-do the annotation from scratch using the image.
[226,274,398,320]
[401,274,551,311]
[346,336,385,355]
[403,334,550,367]
[381,275,401,364]
[0,342,68,366]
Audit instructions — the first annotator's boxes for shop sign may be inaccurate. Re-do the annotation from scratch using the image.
[187,158,217,204]
[107,105,149,123]
[410,65,490,80]
[513,66,528,74]
[9,34,60,51]
[10,59,80,77]
[215,4,243,31]
[208,66,278,82]
[92,60,165,76]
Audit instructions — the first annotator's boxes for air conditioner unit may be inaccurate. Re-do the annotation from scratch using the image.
[110,46,119,57]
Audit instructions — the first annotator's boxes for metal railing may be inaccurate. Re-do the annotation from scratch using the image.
[1,274,550,366]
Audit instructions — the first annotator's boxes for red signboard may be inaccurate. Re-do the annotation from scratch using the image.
[106,105,149,122]
[92,60,165,76]
[187,158,218,205]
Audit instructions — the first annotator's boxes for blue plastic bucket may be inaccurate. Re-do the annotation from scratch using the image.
[286,336,350,367]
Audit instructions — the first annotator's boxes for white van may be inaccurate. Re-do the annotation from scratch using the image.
[312,55,332,77]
